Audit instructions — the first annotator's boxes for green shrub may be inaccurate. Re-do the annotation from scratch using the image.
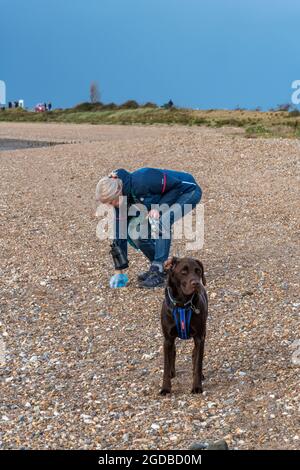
[142,102,158,108]
[288,109,300,117]
[214,118,247,128]
[73,102,103,112]
[101,103,118,110]
[120,100,139,109]
[190,117,207,125]
[285,120,299,128]
[245,124,268,136]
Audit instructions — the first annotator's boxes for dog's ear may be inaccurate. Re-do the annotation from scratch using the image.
[196,260,206,286]
[164,256,178,272]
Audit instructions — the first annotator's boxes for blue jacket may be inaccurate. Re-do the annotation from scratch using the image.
[113,167,202,249]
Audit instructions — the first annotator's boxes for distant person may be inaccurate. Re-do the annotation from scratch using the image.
[8,102,12,109]
[48,102,52,111]
[44,103,48,111]
[14,101,19,108]
[162,99,174,110]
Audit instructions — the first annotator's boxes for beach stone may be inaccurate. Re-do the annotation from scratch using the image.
[189,442,208,450]
[206,440,229,450]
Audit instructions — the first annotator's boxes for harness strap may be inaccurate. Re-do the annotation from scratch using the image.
[173,307,181,337]
[172,306,193,340]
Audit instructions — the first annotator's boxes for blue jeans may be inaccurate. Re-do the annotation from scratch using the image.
[128,186,202,265]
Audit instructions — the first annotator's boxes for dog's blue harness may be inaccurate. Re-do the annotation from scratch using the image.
[172,306,193,340]
[166,287,200,340]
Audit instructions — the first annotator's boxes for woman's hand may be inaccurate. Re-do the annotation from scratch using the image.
[148,209,160,220]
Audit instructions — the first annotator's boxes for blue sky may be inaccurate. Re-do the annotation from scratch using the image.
[1,0,299,109]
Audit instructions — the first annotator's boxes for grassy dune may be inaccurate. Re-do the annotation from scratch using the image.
[1,106,300,138]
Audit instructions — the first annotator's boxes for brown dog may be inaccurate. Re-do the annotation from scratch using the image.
[160,257,208,395]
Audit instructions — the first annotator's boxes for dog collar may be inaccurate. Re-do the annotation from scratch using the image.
[166,287,200,314]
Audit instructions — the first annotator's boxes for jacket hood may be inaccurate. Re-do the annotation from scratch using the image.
[116,169,132,196]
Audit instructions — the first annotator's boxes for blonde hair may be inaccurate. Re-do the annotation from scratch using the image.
[95,176,123,203]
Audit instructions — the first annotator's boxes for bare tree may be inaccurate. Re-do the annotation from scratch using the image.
[90,81,100,103]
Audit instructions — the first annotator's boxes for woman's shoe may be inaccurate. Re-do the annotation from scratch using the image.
[139,266,165,288]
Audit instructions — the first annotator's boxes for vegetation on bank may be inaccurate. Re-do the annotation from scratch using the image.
[1,101,300,138]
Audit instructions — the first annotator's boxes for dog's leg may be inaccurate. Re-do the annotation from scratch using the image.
[170,342,176,379]
[192,348,204,380]
[160,338,175,395]
[191,336,205,394]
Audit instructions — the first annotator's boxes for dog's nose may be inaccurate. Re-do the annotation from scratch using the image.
[191,279,200,287]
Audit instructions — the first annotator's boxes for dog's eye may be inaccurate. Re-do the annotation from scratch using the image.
[195,268,201,274]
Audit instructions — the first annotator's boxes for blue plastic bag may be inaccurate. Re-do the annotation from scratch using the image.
[109,273,129,288]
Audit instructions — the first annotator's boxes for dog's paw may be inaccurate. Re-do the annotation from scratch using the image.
[191,385,203,394]
[160,388,171,396]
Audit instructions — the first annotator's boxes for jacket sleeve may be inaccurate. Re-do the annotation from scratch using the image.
[158,173,184,207]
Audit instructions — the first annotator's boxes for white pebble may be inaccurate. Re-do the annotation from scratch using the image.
[151,423,160,430]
